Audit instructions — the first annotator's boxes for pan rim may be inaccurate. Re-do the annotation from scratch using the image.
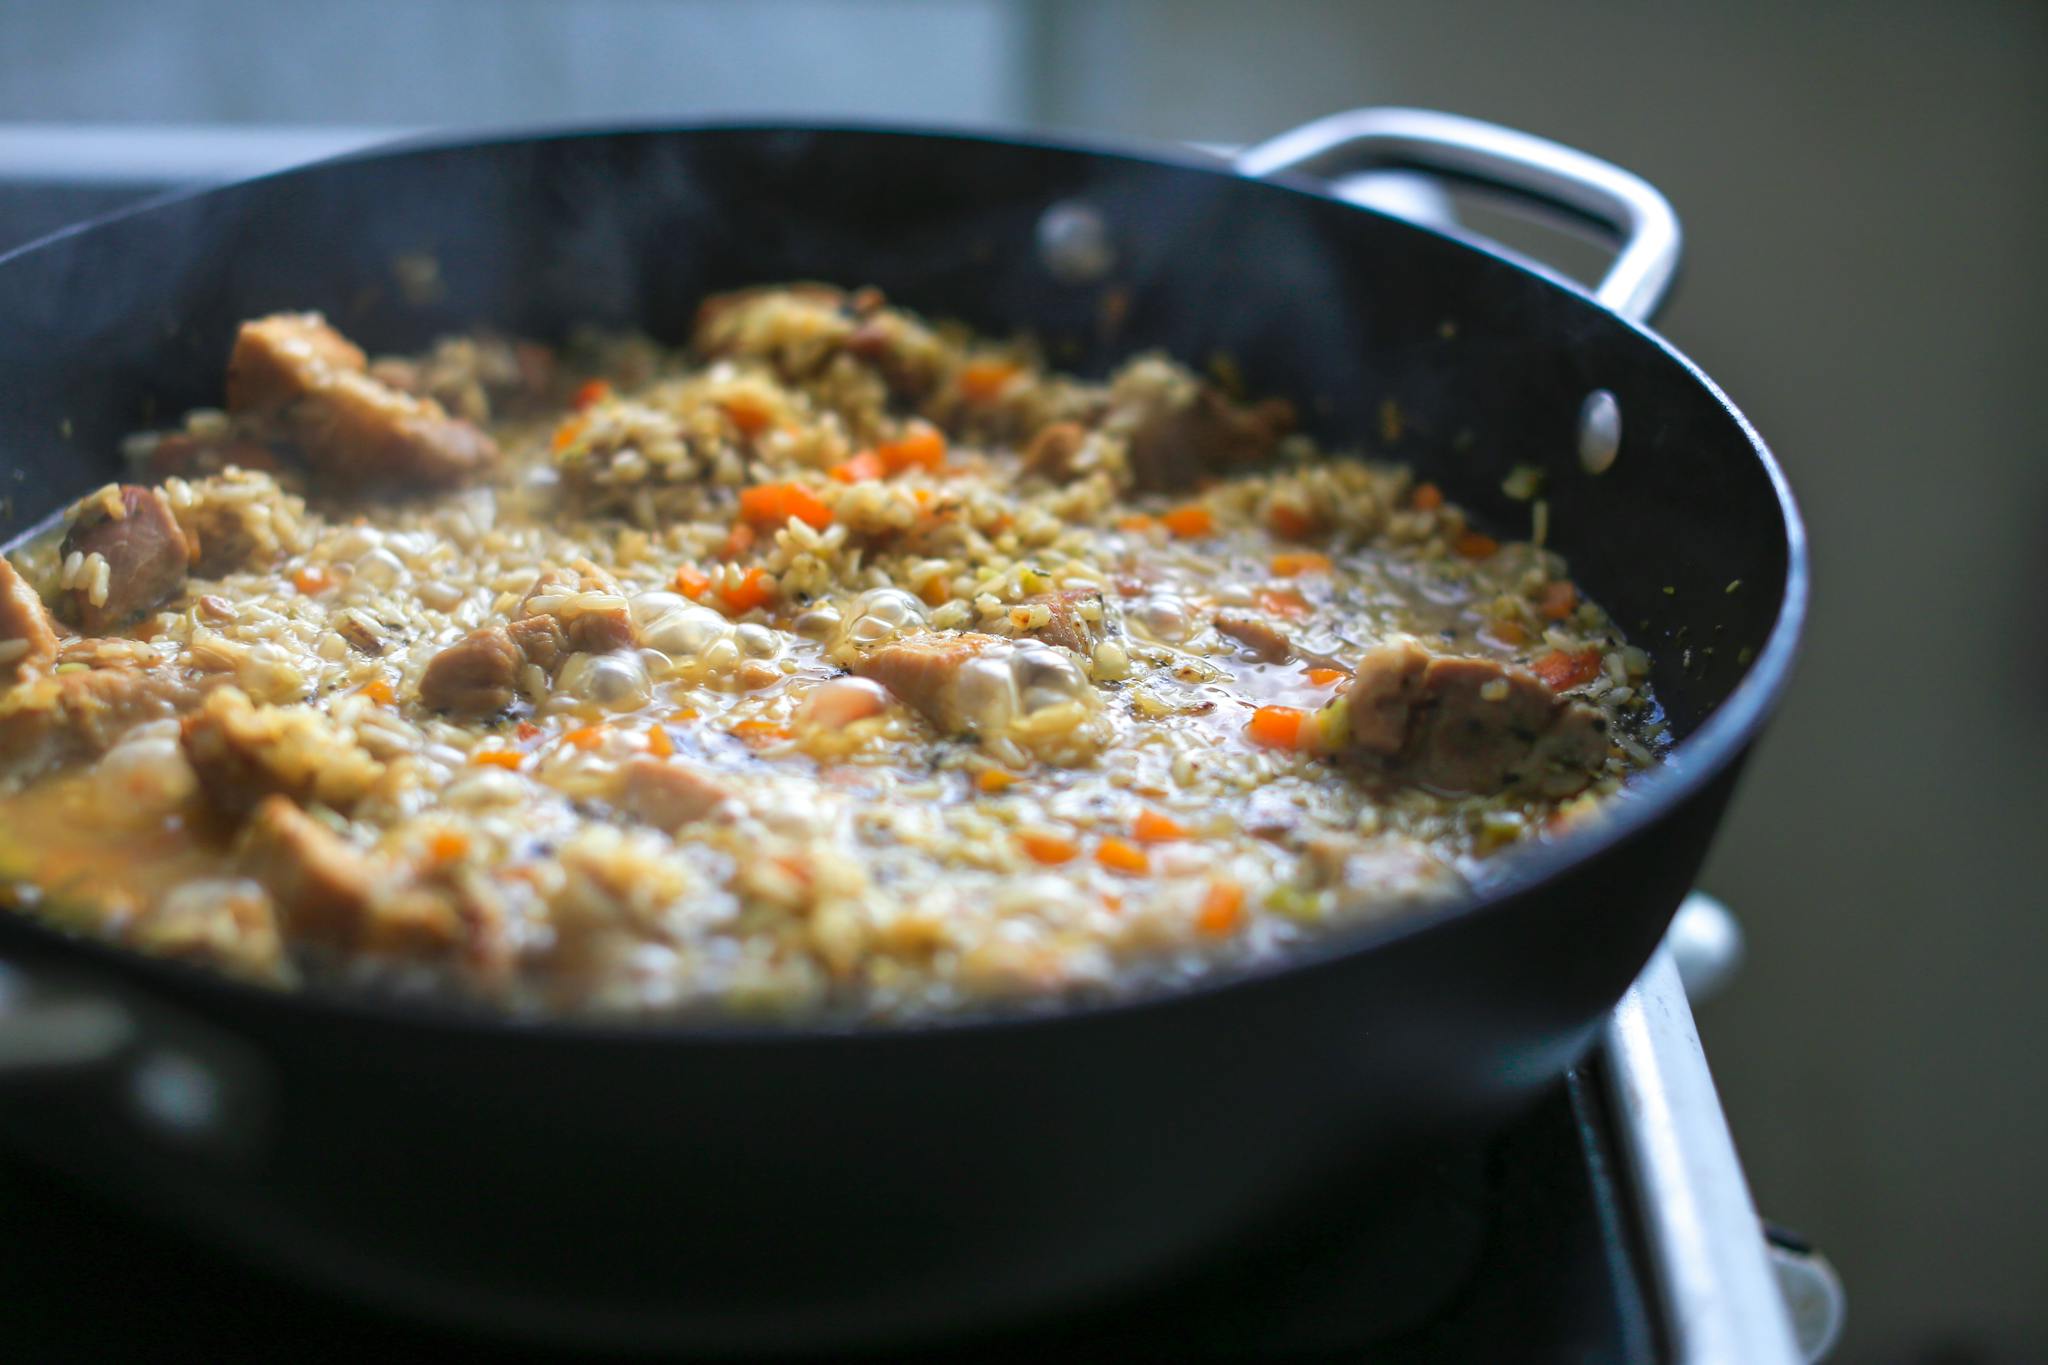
[0,117,1809,1045]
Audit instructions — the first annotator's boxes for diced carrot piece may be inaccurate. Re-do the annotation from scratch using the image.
[1019,830,1080,865]
[911,487,935,511]
[1305,667,1346,687]
[1255,587,1310,619]
[1267,503,1321,540]
[718,566,775,614]
[829,450,887,483]
[1162,503,1215,538]
[674,563,712,599]
[1454,531,1500,560]
[732,719,792,743]
[427,831,470,863]
[1115,513,1157,533]
[291,565,333,595]
[1095,837,1151,875]
[471,749,525,769]
[1538,579,1579,621]
[739,481,833,530]
[1197,878,1246,936]
[572,378,612,410]
[356,677,395,705]
[736,484,782,527]
[722,393,774,436]
[1270,551,1333,577]
[1411,482,1444,511]
[977,769,1017,793]
[919,577,952,607]
[718,522,757,560]
[1247,704,1308,750]
[1482,618,1530,648]
[1133,809,1189,843]
[1531,647,1604,692]
[562,725,608,750]
[646,725,674,758]
[876,421,947,474]
[957,358,1022,403]
[550,416,587,452]
[515,721,544,742]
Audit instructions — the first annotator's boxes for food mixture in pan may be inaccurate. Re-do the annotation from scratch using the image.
[0,285,1662,1020]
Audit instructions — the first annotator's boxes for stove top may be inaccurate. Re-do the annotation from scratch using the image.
[0,1063,1642,1361]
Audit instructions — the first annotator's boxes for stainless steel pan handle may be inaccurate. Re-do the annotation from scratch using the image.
[1235,108,1683,324]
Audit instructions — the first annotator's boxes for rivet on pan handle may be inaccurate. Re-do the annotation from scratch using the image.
[1235,108,1684,324]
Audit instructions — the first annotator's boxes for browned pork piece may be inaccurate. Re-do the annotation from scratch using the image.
[179,687,386,818]
[852,633,1007,734]
[1020,587,1109,657]
[179,493,288,578]
[518,566,638,656]
[419,565,643,716]
[1334,640,1610,797]
[852,632,1097,751]
[239,796,457,954]
[0,662,199,770]
[1215,610,1293,664]
[1213,610,1349,672]
[0,556,59,681]
[1021,420,1089,481]
[226,312,500,489]
[58,485,191,632]
[1122,384,1294,492]
[418,625,525,716]
[615,756,736,832]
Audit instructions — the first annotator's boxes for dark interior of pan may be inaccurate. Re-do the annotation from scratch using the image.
[0,125,1804,1352]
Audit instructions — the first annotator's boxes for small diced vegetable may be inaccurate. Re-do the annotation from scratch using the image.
[674,564,712,599]
[1531,647,1603,691]
[1133,809,1188,843]
[1095,837,1150,875]
[718,566,775,614]
[1254,587,1310,619]
[1270,552,1332,577]
[1196,879,1245,936]
[876,421,947,474]
[957,359,1021,403]
[1538,580,1579,621]
[829,450,886,483]
[739,481,834,531]
[1247,704,1308,750]
[1454,531,1499,560]
[1019,831,1080,865]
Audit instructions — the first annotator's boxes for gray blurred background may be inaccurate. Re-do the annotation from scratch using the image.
[2,2,2043,1359]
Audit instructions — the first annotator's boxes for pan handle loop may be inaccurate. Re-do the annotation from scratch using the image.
[1235,108,1683,324]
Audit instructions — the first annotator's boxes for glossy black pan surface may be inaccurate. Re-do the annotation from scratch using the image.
[0,123,1804,1352]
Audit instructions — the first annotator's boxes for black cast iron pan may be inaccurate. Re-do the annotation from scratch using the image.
[0,109,1806,1353]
